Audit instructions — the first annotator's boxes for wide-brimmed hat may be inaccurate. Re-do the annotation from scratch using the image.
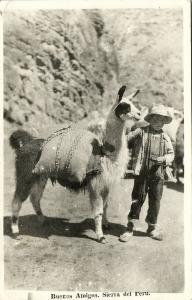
[144,104,172,124]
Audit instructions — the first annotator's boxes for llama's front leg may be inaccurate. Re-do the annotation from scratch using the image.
[102,202,110,230]
[88,181,107,243]
[91,196,107,243]
[95,213,106,243]
[101,189,110,230]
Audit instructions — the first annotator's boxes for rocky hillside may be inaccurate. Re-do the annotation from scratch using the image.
[3,9,183,130]
[102,9,183,108]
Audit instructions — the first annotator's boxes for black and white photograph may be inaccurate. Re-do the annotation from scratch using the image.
[1,0,191,299]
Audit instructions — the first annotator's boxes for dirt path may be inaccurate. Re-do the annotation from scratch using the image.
[4,138,184,292]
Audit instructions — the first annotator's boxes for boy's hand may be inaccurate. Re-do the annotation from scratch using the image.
[153,156,165,165]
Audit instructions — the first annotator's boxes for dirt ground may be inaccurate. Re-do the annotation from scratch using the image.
[3,136,184,293]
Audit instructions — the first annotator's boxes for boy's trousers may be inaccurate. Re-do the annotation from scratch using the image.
[128,174,164,225]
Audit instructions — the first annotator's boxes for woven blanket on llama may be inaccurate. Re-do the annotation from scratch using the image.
[33,124,102,184]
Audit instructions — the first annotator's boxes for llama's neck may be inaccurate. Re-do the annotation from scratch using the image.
[103,109,127,162]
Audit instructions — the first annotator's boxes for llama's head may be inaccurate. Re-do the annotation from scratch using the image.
[114,86,141,121]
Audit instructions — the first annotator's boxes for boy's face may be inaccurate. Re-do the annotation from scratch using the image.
[149,115,166,130]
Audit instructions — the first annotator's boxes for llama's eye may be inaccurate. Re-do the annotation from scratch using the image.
[125,104,131,113]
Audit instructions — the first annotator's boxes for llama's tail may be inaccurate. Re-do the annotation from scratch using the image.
[9,130,34,150]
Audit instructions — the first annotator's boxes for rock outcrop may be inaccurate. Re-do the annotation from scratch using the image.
[4,9,183,130]
[4,10,118,127]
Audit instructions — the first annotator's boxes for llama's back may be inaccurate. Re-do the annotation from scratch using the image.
[164,118,182,142]
[33,127,103,186]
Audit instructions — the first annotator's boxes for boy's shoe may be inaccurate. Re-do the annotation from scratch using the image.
[146,226,163,241]
[119,221,134,242]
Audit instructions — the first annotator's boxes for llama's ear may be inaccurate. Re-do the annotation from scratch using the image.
[128,89,140,101]
[117,85,126,103]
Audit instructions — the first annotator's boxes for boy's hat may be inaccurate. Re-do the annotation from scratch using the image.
[144,104,172,124]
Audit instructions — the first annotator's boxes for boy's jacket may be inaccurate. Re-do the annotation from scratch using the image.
[128,125,175,176]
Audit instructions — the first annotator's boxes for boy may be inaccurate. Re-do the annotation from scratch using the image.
[120,104,174,242]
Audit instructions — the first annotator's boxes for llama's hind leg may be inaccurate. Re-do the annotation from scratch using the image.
[12,194,22,235]
[30,176,48,225]
[11,184,31,235]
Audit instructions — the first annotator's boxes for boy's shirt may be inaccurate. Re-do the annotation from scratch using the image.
[128,125,175,176]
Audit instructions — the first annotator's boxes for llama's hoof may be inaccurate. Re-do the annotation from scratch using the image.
[99,236,107,244]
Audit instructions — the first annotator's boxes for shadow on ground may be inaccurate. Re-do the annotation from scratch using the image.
[4,215,126,242]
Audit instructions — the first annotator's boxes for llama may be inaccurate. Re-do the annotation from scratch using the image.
[173,118,184,182]
[9,86,141,243]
